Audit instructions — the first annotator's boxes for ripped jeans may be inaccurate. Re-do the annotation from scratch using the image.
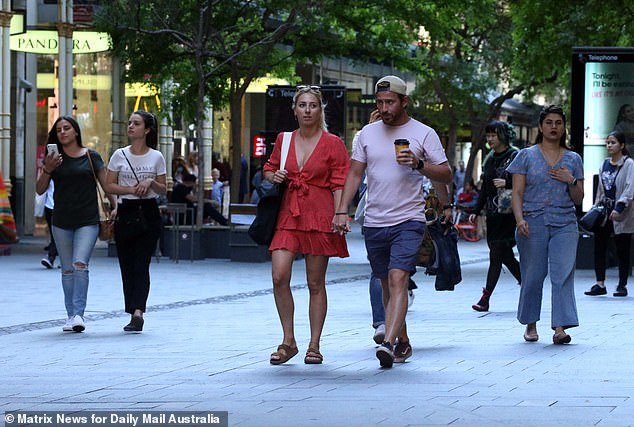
[52,224,99,318]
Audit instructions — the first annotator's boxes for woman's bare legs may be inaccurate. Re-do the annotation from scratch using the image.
[271,249,298,350]
[305,254,329,351]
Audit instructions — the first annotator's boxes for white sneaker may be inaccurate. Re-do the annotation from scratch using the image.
[71,315,85,332]
[62,317,73,332]
[408,289,415,308]
[373,324,386,344]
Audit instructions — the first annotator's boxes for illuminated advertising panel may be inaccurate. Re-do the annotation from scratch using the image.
[571,48,634,211]
[253,136,266,158]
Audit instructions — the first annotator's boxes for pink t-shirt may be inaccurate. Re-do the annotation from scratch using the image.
[353,118,447,227]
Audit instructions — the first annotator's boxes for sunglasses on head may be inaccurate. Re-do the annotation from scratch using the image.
[376,81,391,91]
[296,85,321,92]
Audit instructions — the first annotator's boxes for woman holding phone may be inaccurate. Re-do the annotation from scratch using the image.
[36,116,114,333]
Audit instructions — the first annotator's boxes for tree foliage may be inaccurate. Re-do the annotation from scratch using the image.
[95,0,307,222]
[511,0,634,97]
[409,0,517,177]
[409,0,634,181]
[95,0,427,210]
[96,0,634,206]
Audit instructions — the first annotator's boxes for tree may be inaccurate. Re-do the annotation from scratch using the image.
[96,0,305,225]
[511,0,634,93]
[408,0,521,183]
[409,0,634,184]
[96,0,429,222]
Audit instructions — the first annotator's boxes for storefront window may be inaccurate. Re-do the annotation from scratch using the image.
[36,52,113,163]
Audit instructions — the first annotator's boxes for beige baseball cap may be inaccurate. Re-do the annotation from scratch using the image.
[375,75,407,96]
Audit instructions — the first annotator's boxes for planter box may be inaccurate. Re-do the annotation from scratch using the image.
[201,226,231,259]
[229,225,271,262]
[162,226,204,260]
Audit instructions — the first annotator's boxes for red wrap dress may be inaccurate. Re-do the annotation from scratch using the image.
[263,130,349,257]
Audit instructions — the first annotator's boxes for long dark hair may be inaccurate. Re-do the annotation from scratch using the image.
[536,104,568,148]
[47,115,83,149]
[485,120,515,147]
[133,110,158,149]
[608,130,629,156]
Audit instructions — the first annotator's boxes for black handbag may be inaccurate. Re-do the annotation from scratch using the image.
[579,204,607,233]
[579,159,624,233]
[248,132,292,245]
[421,217,462,291]
[248,184,285,245]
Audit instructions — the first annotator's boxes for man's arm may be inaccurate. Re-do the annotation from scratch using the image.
[399,148,452,185]
[418,160,452,184]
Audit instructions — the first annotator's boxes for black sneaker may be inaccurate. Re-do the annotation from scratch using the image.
[584,284,607,296]
[614,286,628,297]
[376,341,394,368]
[41,257,54,269]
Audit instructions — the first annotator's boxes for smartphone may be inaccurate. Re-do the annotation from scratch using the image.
[46,144,59,156]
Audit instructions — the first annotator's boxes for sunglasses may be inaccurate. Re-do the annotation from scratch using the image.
[296,84,321,92]
[376,81,391,91]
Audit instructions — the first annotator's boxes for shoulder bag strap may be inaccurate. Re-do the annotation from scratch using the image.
[280,132,292,170]
[600,158,625,208]
[121,149,141,184]
[85,151,109,219]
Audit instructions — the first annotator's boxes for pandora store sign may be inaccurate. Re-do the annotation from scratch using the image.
[10,30,111,54]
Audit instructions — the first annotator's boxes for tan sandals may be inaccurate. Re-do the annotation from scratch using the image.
[552,331,572,345]
[304,348,323,364]
[270,344,298,365]
[523,323,539,342]
[270,344,323,365]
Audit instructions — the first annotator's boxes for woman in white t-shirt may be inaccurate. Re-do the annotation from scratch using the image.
[105,110,167,332]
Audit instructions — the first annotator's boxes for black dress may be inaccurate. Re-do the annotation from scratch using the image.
[474,146,519,247]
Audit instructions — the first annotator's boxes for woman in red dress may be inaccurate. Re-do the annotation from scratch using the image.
[264,85,350,365]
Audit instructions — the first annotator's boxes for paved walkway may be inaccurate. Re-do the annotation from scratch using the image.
[1,228,633,426]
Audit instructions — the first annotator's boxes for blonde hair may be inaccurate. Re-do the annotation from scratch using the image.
[292,86,328,131]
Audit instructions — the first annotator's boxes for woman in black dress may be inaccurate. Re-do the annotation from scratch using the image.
[469,121,522,311]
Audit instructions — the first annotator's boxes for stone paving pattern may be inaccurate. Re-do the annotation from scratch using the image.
[1,227,633,426]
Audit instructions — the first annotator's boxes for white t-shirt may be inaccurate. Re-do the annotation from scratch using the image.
[352,118,447,227]
[108,146,167,201]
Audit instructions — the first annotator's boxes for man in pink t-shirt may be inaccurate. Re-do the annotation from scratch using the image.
[334,75,452,368]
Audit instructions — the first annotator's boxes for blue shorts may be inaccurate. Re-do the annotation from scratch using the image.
[363,220,426,279]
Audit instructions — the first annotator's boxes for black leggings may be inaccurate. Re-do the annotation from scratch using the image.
[485,244,521,293]
[594,220,632,288]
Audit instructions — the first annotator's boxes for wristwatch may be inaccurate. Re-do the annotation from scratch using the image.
[412,158,424,170]
[569,178,577,186]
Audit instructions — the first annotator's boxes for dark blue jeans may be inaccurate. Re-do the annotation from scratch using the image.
[369,274,385,328]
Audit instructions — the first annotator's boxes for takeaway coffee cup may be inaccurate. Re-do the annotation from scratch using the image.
[394,139,410,160]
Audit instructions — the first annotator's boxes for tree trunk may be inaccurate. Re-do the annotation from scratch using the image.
[229,86,243,204]
[446,123,458,173]
[195,55,206,228]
